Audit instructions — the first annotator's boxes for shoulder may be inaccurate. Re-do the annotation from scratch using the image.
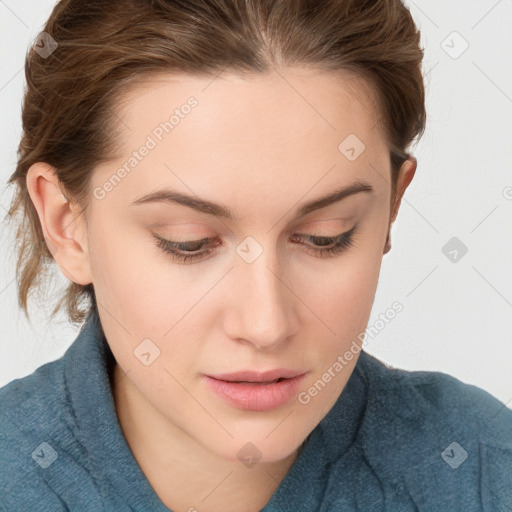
[338,351,512,509]
[0,357,74,510]
[0,355,71,445]
[0,355,71,438]
[358,351,512,446]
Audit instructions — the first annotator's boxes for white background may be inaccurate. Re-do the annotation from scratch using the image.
[1,0,511,408]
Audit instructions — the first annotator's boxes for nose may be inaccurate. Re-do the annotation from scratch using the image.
[225,249,300,351]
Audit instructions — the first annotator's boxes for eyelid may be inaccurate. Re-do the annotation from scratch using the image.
[293,223,357,238]
[153,225,357,252]
[153,233,217,248]
[153,228,352,246]
[289,216,355,234]
[153,225,358,264]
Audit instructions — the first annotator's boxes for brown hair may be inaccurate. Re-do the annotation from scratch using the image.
[5,0,426,326]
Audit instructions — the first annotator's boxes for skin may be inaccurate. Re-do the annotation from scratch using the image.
[26,67,416,512]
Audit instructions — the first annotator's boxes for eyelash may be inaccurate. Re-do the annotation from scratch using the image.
[153,225,358,264]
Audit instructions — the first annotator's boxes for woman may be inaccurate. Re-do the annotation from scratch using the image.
[1,0,511,510]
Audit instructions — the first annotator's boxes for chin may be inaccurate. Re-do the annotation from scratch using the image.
[205,429,306,466]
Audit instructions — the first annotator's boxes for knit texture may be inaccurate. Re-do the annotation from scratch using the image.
[2,306,511,511]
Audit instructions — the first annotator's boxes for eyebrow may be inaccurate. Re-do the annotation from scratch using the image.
[130,179,374,220]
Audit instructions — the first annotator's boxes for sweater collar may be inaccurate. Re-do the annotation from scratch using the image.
[65,306,371,511]
[262,350,370,510]
[64,306,170,511]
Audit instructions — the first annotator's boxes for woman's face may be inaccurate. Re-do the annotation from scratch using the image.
[81,68,411,463]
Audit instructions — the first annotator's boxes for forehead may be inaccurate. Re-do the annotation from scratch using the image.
[115,67,384,146]
[93,68,390,213]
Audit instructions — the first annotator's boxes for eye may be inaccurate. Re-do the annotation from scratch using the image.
[291,224,358,258]
[153,235,219,263]
[153,225,358,264]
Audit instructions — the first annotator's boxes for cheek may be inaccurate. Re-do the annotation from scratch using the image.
[293,253,382,419]
[303,243,383,336]
[88,220,169,311]
[89,206,384,355]
[87,222,206,364]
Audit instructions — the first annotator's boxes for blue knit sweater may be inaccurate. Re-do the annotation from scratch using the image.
[1,307,511,511]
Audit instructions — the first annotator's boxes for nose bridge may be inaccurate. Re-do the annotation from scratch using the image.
[230,236,297,350]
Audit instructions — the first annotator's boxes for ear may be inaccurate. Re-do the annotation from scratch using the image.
[26,162,93,285]
[383,156,417,255]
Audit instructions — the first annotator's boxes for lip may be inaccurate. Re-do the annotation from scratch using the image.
[203,370,308,411]
[207,368,306,383]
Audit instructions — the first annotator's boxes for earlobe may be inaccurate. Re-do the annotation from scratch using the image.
[25,163,93,285]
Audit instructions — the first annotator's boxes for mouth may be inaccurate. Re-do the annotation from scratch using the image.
[203,370,307,411]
